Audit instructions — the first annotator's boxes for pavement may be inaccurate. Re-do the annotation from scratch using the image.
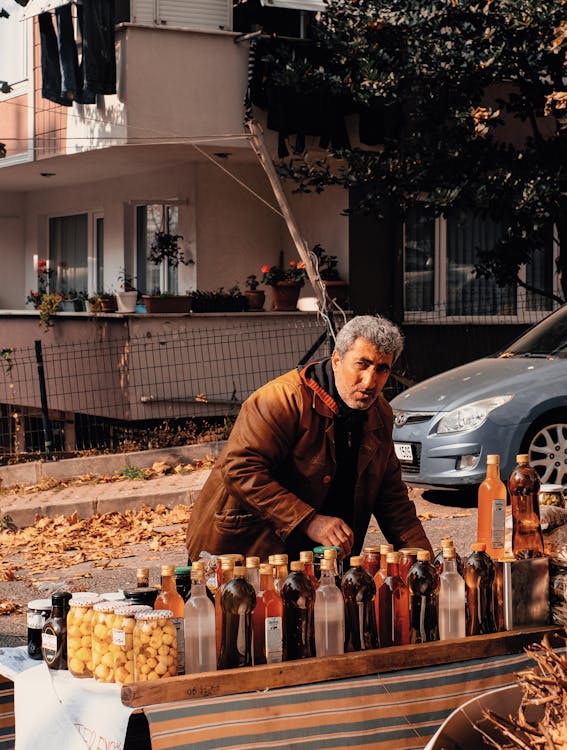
[0,443,478,646]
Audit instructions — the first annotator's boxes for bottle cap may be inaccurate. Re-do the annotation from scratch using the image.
[268,555,276,565]
[320,559,335,572]
[273,554,289,565]
[245,557,260,568]
[174,566,192,575]
[221,559,235,571]
[299,551,314,563]
[137,566,150,576]
[190,569,204,581]
[233,566,247,577]
[350,556,363,567]
[442,547,456,559]
[471,542,486,552]
[363,546,381,554]
[192,560,205,571]
[160,564,176,577]
[380,544,394,554]
[386,551,400,564]
[441,539,454,549]
[290,561,305,572]
[516,454,529,463]
[417,550,430,562]
[51,591,72,606]
[259,563,273,576]
[323,548,338,560]
[219,554,244,566]
[486,454,500,464]
[399,547,423,555]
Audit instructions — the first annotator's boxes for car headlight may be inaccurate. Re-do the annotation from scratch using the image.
[436,395,513,434]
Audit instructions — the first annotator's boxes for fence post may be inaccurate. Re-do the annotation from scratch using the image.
[34,339,53,460]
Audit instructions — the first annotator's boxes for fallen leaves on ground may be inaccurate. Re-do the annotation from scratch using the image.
[0,600,21,615]
[0,504,192,581]
[418,512,433,521]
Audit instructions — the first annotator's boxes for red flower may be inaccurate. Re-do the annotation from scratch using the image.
[261,264,271,274]
[289,260,297,267]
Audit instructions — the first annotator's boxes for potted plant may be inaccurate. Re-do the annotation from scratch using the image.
[189,287,248,313]
[87,291,117,313]
[143,231,193,313]
[261,259,307,311]
[244,275,265,311]
[59,290,85,312]
[37,292,63,330]
[115,268,138,313]
[311,243,349,306]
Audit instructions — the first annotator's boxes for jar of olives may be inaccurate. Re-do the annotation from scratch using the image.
[92,601,119,682]
[66,596,102,678]
[133,610,177,682]
[111,605,151,685]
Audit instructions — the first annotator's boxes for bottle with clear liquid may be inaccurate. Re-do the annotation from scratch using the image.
[314,559,345,657]
[464,542,496,636]
[218,566,256,670]
[407,550,440,643]
[478,454,507,559]
[438,546,466,640]
[508,453,544,559]
[377,551,410,647]
[184,569,216,674]
[253,563,283,665]
[154,564,186,675]
[342,555,378,652]
[281,561,316,661]
[273,554,289,593]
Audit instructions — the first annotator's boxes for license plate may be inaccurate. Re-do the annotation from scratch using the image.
[395,442,414,462]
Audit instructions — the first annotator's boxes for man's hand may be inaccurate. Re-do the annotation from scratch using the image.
[303,514,354,557]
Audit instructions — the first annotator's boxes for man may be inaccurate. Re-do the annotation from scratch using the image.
[186,315,432,562]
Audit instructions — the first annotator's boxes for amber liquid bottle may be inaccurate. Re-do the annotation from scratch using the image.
[215,560,234,658]
[407,550,440,643]
[281,561,316,661]
[253,563,283,665]
[508,453,544,559]
[299,551,318,589]
[154,564,186,675]
[342,556,378,652]
[464,542,496,636]
[377,551,410,647]
[477,454,507,559]
[218,566,256,669]
[41,591,72,669]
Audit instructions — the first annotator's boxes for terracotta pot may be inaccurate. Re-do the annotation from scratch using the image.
[272,282,303,311]
[142,295,191,314]
[244,290,266,311]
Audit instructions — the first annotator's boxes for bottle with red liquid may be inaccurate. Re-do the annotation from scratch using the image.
[377,551,410,647]
[361,547,381,577]
[218,566,256,669]
[463,542,496,636]
[281,561,316,661]
[253,563,283,665]
[299,550,318,589]
[407,550,440,644]
[273,554,289,593]
[342,555,378,652]
[508,454,544,559]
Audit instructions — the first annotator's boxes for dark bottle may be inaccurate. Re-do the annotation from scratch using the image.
[433,538,464,577]
[464,542,496,636]
[508,453,544,559]
[281,561,316,661]
[407,550,440,643]
[377,551,410,647]
[41,591,72,669]
[175,566,192,602]
[218,565,256,670]
[342,555,378,652]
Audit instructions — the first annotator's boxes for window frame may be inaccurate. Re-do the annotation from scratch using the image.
[46,210,102,296]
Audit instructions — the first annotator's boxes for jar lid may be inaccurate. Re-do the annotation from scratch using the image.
[93,601,118,613]
[114,604,152,617]
[540,484,564,492]
[135,609,173,620]
[69,596,102,608]
[313,545,341,556]
[123,587,159,598]
[175,566,192,575]
[27,598,52,610]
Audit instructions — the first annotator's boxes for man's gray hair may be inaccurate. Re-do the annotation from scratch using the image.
[334,315,404,362]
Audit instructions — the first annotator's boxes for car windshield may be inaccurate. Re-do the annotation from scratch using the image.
[497,304,567,358]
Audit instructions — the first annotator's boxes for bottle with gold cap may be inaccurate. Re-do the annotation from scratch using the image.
[342,555,378,652]
[246,557,261,593]
[253,563,283,665]
[314,558,344,657]
[478,454,507,560]
[273,554,289,592]
[433,538,464,577]
[377,551,410,647]
[438,546,465,640]
[218,565,256,669]
[373,543,393,627]
[508,453,544,559]
[215,559,234,659]
[407,550,440,643]
[299,551,318,588]
[184,568,216,674]
[361,547,382,578]
[281,560,316,660]
[154,563,185,674]
[464,542,495,636]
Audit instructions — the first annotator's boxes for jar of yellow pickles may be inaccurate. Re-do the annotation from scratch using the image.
[133,610,177,682]
[111,605,151,685]
[92,601,119,682]
[66,596,102,678]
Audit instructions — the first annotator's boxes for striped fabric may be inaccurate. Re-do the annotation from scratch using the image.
[0,677,15,750]
[143,652,533,750]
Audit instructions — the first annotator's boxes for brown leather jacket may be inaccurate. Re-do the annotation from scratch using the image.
[186,363,432,562]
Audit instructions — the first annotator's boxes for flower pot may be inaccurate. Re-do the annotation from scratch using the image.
[59,299,83,312]
[244,290,266,311]
[142,295,191,314]
[115,291,138,313]
[272,281,303,311]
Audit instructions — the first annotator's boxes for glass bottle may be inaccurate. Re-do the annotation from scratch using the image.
[273,554,289,593]
[433,537,453,573]
[192,559,216,604]
[314,559,345,657]
[398,548,422,583]
[215,559,234,659]
[218,565,256,669]
[508,453,544,559]
[377,551,410,647]
[313,546,343,580]
[281,561,316,661]
[246,556,261,593]
[323,548,342,589]
[42,591,72,670]
[342,555,378,652]
[464,542,496,636]
[407,550,440,643]
[253,563,283,665]
[175,566,192,602]
[478,454,507,560]
[184,569,216,674]
[299,551,318,588]
[136,567,150,588]
[154,564,186,675]
[438,547,466,640]
[361,547,382,577]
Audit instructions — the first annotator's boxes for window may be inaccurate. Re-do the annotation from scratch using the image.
[0,1,29,88]
[49,214,89,295]
[403,208,558,322]
[136,204,180,295]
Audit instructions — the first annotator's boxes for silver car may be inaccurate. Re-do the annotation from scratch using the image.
[391,304,567,489]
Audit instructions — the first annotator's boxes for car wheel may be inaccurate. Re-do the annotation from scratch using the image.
[521,414,567,485]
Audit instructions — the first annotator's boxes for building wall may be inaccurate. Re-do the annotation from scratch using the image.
[0,193,26,309]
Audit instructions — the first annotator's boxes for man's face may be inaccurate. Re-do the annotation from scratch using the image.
[332,337,394,410]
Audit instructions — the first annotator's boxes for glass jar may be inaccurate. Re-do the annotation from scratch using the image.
[27,598,52,661]
[123,587,159,608]
[133,610,177,682]
[92,601,118,682]
[66,597,102,678]
[111,605,151,685]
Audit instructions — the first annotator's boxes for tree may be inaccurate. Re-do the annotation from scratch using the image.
[260,0,567,302]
